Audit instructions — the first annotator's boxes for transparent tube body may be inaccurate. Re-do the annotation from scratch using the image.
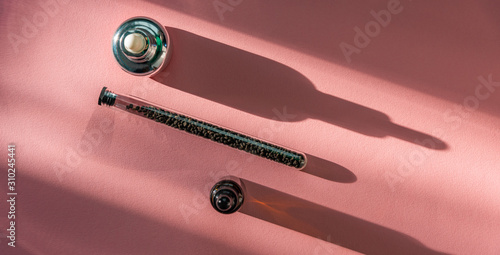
[98,87,307,169]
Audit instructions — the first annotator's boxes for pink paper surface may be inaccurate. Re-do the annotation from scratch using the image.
[1,0,499,254]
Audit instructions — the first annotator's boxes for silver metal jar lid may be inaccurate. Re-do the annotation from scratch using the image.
[112,17,172,76]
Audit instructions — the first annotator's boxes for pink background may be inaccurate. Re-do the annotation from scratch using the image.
[1,0,500,254]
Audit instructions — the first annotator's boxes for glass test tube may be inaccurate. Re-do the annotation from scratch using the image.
[98,87,307,169]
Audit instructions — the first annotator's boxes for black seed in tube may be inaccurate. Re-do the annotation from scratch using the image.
[123,104,306,169]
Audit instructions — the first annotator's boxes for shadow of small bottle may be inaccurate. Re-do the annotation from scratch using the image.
[235,179,451,255]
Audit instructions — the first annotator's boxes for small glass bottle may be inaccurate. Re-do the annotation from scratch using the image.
[210,177,245,214]
[98,87,307,169]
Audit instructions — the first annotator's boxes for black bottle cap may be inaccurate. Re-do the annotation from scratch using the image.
[210,180,244,214]
[98,87,116,106]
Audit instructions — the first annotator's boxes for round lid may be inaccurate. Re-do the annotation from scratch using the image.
[112,17,172,76]
[210,180,245,214]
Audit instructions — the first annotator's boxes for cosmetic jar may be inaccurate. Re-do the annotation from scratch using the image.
[112,17,172,76]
